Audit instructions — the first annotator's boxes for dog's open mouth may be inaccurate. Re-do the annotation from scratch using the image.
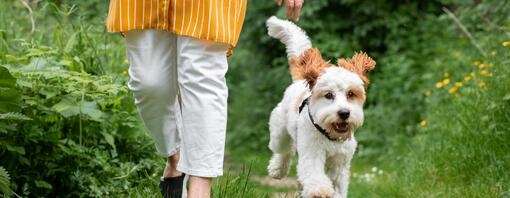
[332,122,349,133]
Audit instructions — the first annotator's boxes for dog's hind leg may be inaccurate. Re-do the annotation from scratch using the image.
[267,104,294,179]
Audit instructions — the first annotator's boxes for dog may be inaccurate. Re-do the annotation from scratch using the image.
[266,16,376,198]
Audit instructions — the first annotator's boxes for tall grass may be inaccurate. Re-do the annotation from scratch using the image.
[347,3,510,197]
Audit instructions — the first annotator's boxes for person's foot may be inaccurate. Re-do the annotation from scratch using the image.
[159,174,186,198]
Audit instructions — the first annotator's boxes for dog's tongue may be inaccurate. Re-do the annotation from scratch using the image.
[334,123,349,132]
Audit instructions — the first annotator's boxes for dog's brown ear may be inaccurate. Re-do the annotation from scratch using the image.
[288,48,331,89]
[337,52,376,85]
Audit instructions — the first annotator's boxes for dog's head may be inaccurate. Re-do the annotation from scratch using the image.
[290,48,376,141]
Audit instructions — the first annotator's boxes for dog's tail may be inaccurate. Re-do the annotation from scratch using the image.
[266,16,312,58]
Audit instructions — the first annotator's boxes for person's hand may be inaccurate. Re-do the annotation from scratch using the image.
[276,0,304,22]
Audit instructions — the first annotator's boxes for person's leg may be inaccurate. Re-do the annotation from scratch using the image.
[124,29,184,196]
[188,176,212,197]
[125,29,181,158]
[175,36,230,197]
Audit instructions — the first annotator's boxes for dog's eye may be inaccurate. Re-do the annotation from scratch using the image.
[325,92,334,100]
[346,91,355,99]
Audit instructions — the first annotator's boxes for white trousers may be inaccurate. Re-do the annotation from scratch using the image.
[125,29,229,177]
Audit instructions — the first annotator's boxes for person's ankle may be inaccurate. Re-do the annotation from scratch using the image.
[163,154,182,178]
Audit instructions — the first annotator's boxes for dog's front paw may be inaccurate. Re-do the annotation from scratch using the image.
[302,185,334,198]
[267,154,292,179]
[268,166,286,179]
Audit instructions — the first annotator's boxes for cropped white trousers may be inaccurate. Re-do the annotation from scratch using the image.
[125,29,229,177]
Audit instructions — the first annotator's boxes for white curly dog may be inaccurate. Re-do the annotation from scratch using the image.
[266,16,376,198]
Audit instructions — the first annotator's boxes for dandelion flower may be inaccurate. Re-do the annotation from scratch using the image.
[478,82,486,88]
[464,76,472,81]
[479,64,485,69]
[491,51,497,56]
[448,87,457,94]
[488,73,494,77]
[455,82,463,87]
[436,82,444,89]
[503,41,510,47]
[420,120,428,126]
[442,78,450,85]
[470,72,475,77]
[473,60,480,66]
[479,70,488,76]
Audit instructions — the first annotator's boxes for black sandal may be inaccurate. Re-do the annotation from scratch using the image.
[159,174,186,198]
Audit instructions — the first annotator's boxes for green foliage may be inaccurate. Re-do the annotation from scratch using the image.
[0,59,162,197]
[0,66,21,113]
[346,1,510,197]
[0,166,14,197]
[0,25,158,196]
[213,167,270,198]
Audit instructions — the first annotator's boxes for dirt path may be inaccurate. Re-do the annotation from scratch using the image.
[251,176,299,198]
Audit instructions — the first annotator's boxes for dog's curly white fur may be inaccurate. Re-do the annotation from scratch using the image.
[266,16,375,198]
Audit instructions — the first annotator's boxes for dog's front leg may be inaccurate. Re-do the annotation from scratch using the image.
[297,143,334,198]
[327,154,353,198]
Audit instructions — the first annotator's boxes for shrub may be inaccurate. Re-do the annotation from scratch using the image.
[0,42,159,196]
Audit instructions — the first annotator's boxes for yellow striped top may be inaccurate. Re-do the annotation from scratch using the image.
[106,0,247,47]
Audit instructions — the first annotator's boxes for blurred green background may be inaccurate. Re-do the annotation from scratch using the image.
[0,0,509,197]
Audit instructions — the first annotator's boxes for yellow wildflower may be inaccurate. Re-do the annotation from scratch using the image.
[436,82,444,89]
[473,60,480,66]
[503,41,510,47]
[455,82,463,87]
[448,87,457,94]
[420,120,428,126]
[479,63,485,69]
[478,82,486,88]
[424,90,431,97]
[479,70,488,76]
[464,76,472,81]
[122,70,128,76]
[469,72,475,77]
[123,59,129,64]
[488,72,494,77]
[491,51,497,56]
[442,78,450,85]
[443,72,449,78]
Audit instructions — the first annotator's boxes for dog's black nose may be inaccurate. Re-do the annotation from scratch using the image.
[338,109,350,120]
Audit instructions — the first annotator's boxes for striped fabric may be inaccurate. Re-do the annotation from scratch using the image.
[106,0,247,47]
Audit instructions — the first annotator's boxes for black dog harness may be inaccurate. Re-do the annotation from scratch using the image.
[299,97,337,141]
